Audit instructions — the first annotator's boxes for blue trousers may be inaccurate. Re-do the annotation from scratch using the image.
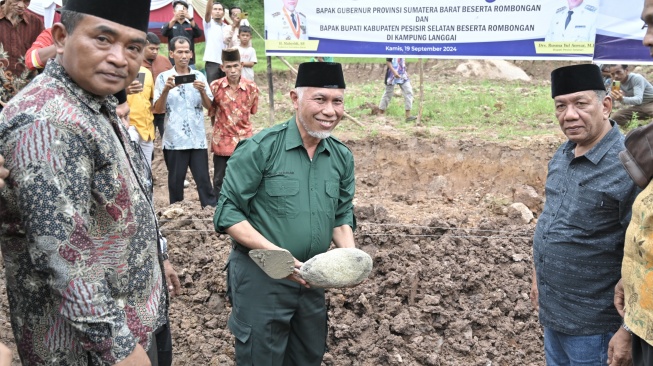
[544,327,614,366]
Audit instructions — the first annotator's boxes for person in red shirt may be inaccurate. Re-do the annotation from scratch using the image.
[0,0,44,109]
[24,27,55,71]
[209,48,259,197]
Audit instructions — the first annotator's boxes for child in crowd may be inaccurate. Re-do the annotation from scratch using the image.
[237,26,257,81]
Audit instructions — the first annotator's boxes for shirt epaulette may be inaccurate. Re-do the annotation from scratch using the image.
[555,6,567,13]
[328,135,353,153]
[584,4,597,12]
[251,123,287,143]
[272,12,281,17]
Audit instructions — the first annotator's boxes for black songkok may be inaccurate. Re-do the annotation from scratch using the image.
[59,0,151,33]
[551,64,606,98]
[295,62,346,89]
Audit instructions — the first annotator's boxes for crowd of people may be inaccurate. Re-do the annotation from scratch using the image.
[4,0,653,366]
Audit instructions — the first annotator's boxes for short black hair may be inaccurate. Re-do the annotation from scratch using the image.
[230,6,241,16]
[172,0,188,9]
[59,10,86,34]
[238,25,251,35]
[607,64,629,71]
[146,32,161,45]
[169,36,190,51]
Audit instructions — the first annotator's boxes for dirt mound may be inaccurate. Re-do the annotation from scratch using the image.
[156,136,554,365]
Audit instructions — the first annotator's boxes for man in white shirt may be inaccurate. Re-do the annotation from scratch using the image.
[544,0,598,42]
[223,6,250,48]
[203,1,227,85]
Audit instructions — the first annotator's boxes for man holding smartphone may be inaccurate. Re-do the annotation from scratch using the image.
[203,0,228,85]
[223,6,250,48]
[154,36,217,208]
[162,0,202,69]
[126,67,156,170]
[608,64,653,127]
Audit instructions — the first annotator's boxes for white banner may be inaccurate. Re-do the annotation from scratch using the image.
[264,0,601,60]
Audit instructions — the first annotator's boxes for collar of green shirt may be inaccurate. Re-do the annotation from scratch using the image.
[284,116,332,155]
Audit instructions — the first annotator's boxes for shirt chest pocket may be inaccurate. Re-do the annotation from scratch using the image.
[265,179,300,218]
[325,180,339,215]
[568,186,619,231]
[573,186,618,210]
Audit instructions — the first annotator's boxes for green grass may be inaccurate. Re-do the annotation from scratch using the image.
[338,79,557,141]
[158,0,565,142]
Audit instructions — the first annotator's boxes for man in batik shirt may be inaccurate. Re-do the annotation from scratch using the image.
[0,0,43,110]
[0,0,171,364]
[209,48,259,197]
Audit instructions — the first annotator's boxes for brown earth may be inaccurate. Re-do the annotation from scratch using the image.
[149,132,559,366]
[0,60,614,365]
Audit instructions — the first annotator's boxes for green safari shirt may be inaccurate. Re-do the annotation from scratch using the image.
[214,117,356,262]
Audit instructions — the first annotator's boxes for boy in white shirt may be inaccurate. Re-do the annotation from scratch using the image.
[236,26,257,81]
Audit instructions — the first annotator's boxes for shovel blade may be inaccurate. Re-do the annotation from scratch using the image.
[248,249,295,279]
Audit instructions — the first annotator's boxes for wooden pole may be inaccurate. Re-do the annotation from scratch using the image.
[276,56,365,128]
[417,58,424,125]
[267,56,274,126]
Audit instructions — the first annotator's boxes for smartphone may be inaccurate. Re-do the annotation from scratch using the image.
[612,80,621,92]
[175,74,196,85]
[239,12,249,20]
[136,72,145,86]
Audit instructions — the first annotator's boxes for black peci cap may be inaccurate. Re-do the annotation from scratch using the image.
[551,64,606,98]
[222,48,240,63]
[295,62,346,89]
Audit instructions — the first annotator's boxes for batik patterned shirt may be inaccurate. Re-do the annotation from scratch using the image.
[209,76,259,156]
[0,60,166,365]
[0,8,43,105]
[154,68,213,150]
[623,177,653,344]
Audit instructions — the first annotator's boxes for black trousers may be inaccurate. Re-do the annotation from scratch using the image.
[154,323,173,366]
[213,155,229,199]
[633,332,653,366]
[163,148,216,208]
[205,61,225,86]
[154,113,165,139]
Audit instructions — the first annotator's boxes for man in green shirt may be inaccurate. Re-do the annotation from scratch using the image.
[214,62,356,365]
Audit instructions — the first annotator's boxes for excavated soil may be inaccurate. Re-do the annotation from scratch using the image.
[0,60,578,365]
[149,135,559,366]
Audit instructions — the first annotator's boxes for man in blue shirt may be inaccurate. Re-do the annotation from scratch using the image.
[153,36,216,208]
[531,64,638,366]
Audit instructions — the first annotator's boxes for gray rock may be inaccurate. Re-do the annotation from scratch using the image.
[299,248,373,288]
[513,185,543,213]
[508,202,534,224]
